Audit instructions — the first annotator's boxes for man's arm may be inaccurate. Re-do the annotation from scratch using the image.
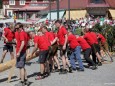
[18,41,25,54]
[63,34,68,50]
[31,43,38,55]
[51,37,58,45]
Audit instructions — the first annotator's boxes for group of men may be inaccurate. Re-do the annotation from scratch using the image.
[0,20,111,86]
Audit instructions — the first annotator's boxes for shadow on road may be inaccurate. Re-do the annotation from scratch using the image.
[0,76,17,83]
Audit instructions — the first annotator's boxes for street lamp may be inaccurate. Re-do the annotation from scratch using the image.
[57,0,59,20]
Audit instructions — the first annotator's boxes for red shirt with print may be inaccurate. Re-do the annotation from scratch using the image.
[77,37,91,51]
[57,26,67,46]
[68,34,80,49]
[34,35,49,51]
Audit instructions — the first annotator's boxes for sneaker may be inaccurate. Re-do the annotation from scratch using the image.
[98,62,102,66]
[59,69,67,74]
[24,80,30,86]
[0,61,3,64]
[77,68,84,72]
[51,69,55,73]
[15,81,25,86]
[44,72,50,77]
[35,75,45,80]
[55,69,60,72]
[91,66,97,70]
[68,67,73,73]
[72,68,77,71]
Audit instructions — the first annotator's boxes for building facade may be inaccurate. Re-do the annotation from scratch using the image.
[46,0,115,19]
[2,0,49,18]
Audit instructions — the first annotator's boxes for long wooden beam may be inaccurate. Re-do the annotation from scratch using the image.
[0,51,39,73]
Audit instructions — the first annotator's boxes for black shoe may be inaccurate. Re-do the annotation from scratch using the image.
[68,67,73,73]
[44,72,50,77]
[98,62,102,66]
[51,69,55,73]
[91,66,97,70]
[59,69,67,74]
[72,68,77,71]
[24,80,30,86]
[55,69,61,72]
[77,68,84,72]
[0,61,3,64]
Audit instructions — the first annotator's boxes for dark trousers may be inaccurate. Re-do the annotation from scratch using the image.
[91,44,100,64]
[84,48,95,66]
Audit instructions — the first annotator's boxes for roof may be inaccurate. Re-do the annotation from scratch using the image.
[45,0,115,11]
[87,3,109,8]
[45,0,89,11]
[106,0,115,8]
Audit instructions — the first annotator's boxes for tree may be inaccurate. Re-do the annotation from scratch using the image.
[93,23,115,52]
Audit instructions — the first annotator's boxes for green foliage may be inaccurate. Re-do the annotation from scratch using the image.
[93,23,115,51]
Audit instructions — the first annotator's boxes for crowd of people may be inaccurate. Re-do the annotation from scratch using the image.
[0,16,113,86]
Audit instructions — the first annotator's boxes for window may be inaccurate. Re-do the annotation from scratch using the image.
[43,0,49,2]
[90,0,105,4]
[31,0,37,2]
[9,0,15,5]
[20,0,25,5]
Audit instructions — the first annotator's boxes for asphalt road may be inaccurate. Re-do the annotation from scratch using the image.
[0,41,115,86]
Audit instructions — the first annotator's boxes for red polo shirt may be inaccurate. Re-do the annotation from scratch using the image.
[15,31,28,53]
[98,33,106,43]
[44,32,55,46]
[84,32,96,46]
[90,32,98,44]
[3,27,14,43]
[34,35,49,51]
[77,37,91,51]
[15,31,19,41]
[57,26,67,46]
[68,34,80,49]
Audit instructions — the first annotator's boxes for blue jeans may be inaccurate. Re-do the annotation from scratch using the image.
[70,46,84,69]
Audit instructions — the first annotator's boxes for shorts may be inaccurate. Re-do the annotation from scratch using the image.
[59,45,67,56]
[47,44,58,60]
[3,45,13,52]
[91,44,100,54]
[38,50,49,63]
[16,52,26,68]
[27,45,30,49]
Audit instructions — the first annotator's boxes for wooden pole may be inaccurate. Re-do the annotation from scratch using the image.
[0,51,39,73]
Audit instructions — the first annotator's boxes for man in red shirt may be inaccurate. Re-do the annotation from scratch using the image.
[83,28,102,66]
[55,20,72,74]
[14,23,29,86]
[68,30,84,71]
[0,24,14,63]
[97,33,112,61]
[29,30,49,80]
[41,26,61,73]
[76,35,97,70]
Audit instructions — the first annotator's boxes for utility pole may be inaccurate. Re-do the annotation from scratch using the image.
[57,0,59,20]
[49,0,51,20]
[68,0,70,21]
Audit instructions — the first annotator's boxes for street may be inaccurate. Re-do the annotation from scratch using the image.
[0,41,115,86]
